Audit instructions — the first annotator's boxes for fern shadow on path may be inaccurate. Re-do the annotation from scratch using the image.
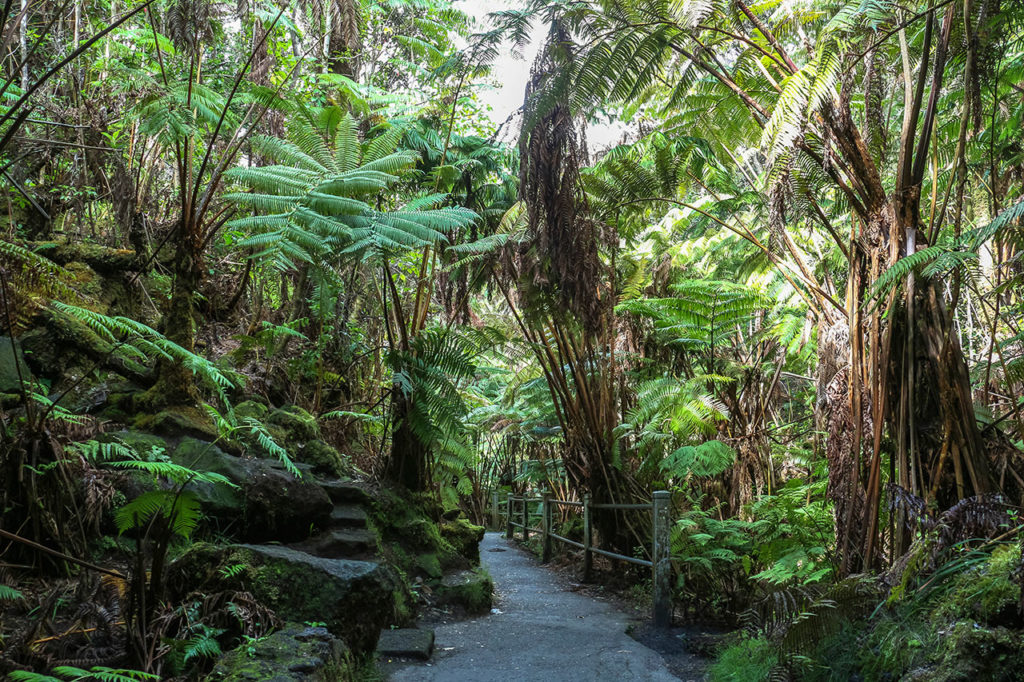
[384,532,694,681]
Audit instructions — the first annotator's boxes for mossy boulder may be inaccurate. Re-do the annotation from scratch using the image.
[210,623,349,681]
[433,568,493,615]
[136,406,220,440]
[919,622,1024,681]
[243,467,331,541]
[169,438,246,519]
[0,337,31,392]
[169,543,400,655]
[100,430,168,459]
[296,439,349,478]
[159,437,329,540]
[19,307,148,384]
[234,399,269,421]
[415,553,443,579]
[439,519,485,565]
[268,405,320,444]
[933,544,1022,627]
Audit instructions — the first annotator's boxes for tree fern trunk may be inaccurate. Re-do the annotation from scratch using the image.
[150,228,202,406]
[385,392,429,492]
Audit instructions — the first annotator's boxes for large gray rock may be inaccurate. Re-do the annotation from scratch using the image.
[171,437,331,541]
[211,623,348,681]
[169,543,400,655]
[99,433,329,541]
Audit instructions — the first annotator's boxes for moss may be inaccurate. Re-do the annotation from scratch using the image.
[211,622,353,681]
[267,404,320,444]
[298,439,350,478]
[98,430,168,459]
[234,399,269,421]
[439,518,485,565]
[432,567,493,615]
[170,543,398,656]
[804,544,1024,682]
[64,262,108,312]
[0,336,31,392]
[168,438,244,514]
[415,553,443,579]
[933,544,1021,626]
[929,618,1024,675]
[135,405,220,440]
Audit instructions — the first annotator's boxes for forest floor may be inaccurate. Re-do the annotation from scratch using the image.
[382,532,708,681]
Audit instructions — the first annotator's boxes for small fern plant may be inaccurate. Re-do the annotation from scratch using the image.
[9,666,159,681]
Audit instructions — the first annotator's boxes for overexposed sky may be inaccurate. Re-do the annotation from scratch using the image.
[455,0,627,151]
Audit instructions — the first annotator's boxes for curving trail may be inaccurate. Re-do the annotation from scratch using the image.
[385,532,696,681]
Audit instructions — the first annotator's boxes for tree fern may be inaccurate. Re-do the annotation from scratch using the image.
[225,103,478,269]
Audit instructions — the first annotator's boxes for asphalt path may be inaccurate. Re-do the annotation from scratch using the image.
[385,532,687,681]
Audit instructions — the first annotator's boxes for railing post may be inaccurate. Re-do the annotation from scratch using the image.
[582,493,592,582]
[505,494,513,539]
[652,490,672,628]
[541,491,552,563]
[522,495,530,542]
[491,490,500,530]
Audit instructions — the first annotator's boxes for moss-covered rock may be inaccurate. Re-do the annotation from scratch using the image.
[0,337,31,392]
[415,553,443,579]
[136,406,220,440]
[933,544,1021,627]
[20,307,148,383]
[170,437,329,540]
[268,405,320,444]
[235,399,269,421]
[99,430,168,459]
[169,438,246,518]
[917,622,1024,681]
[433,568,493,615]
[297,439,349,478]
[210,622,350,681]
[440,518,485,566]
[169,543,400,655]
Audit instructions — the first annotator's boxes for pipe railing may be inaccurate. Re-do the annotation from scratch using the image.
[488,489,672,627]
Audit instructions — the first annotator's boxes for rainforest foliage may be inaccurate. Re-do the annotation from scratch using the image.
[1,0,1023,679]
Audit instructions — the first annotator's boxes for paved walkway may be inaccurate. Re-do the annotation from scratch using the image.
[385,532,686,681]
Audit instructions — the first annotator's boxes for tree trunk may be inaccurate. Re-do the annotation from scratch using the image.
[385,392,429,491]
[149,228,202,407]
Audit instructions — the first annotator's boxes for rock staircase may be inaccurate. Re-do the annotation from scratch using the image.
[290,478,380,561]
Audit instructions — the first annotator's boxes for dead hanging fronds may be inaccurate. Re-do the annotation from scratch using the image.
[740,577,881,678]
[518,21,609,334]
[888,485,1013,547]
[166,0,215,54]
[884,486,1017,587]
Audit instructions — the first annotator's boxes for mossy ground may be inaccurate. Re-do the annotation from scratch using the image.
[710,543,1024,681]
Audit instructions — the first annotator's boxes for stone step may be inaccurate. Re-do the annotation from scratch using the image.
[330,504,368,528]
[376,628,435,661]
[318,479,372,505]
[298,528,377,558]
